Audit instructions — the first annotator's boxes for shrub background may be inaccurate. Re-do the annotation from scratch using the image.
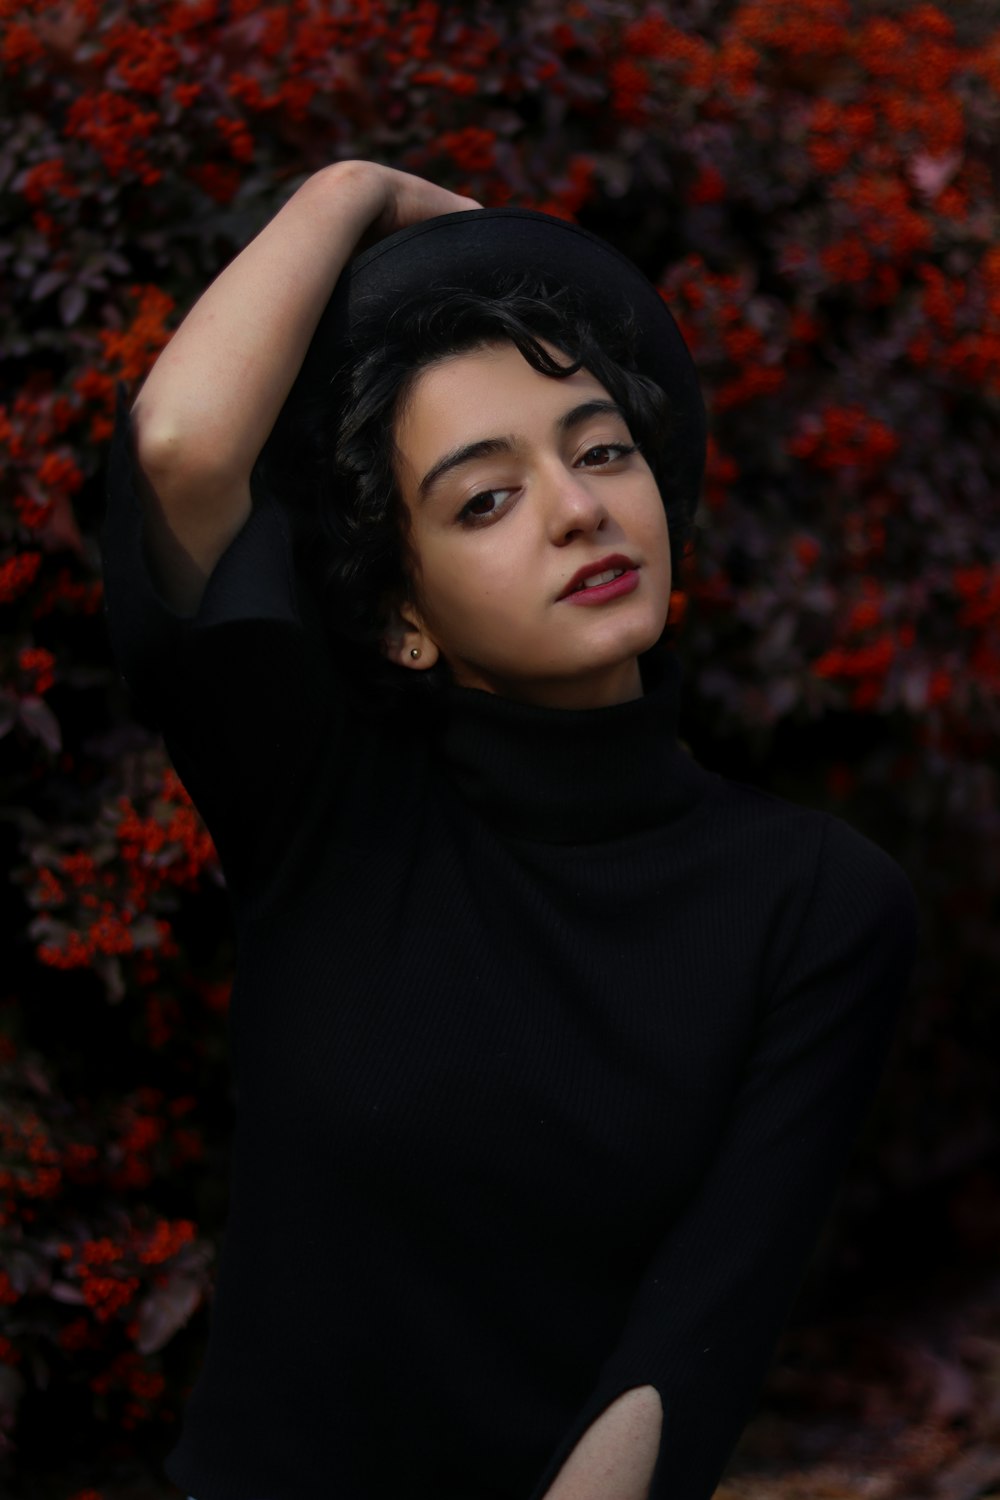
[1,0,999,1494]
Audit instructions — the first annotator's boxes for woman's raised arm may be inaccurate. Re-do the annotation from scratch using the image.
[128,160,480,615]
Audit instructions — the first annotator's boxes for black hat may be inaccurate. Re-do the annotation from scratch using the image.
[298,205,707,526]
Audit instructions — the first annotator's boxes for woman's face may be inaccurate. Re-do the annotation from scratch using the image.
[384,337,673,709]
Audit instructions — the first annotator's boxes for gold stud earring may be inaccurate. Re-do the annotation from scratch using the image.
[410,648,421,659]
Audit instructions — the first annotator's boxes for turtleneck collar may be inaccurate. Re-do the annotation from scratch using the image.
[437,648,715,845]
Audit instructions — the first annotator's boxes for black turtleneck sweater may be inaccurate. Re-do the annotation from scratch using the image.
[100,388,920,1500]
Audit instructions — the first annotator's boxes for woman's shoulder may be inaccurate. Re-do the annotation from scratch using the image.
[706,771,916,907]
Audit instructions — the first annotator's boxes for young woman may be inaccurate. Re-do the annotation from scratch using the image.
[100,160,920,1500]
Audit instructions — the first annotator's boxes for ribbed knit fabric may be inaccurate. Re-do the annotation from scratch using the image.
[100,384,920,1500]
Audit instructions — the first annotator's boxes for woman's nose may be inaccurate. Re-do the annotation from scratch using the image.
[544,463,610,538]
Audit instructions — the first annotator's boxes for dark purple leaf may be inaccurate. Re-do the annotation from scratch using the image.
[30,269,68,301]
[134,1271,205,1354]
[16,698,62,755]
[59,282,87,325]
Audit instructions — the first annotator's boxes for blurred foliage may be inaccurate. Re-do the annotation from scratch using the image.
[1,0,998,1494]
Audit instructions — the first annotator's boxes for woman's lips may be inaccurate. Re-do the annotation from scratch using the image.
[560,567,640,604]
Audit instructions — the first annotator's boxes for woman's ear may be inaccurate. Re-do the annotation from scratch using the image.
[379,597,440,670]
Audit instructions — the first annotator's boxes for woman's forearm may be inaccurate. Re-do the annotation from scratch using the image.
[130,159,384,484]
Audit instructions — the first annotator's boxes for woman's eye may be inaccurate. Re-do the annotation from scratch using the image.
[458,489,512,525]
[458,444,638,528]
[578,438,641,462]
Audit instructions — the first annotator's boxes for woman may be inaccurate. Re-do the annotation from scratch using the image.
[100,160,920,1500]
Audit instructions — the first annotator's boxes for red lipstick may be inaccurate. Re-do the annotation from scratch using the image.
[561,568,640,605]
[557,553,640,604]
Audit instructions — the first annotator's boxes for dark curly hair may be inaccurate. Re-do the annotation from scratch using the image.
[253,265,699,709]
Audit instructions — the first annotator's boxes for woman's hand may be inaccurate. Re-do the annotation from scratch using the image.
[341,159,484,255]
[538,1386,662,1500]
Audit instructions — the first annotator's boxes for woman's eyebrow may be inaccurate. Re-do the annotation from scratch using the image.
[417,398,629,503]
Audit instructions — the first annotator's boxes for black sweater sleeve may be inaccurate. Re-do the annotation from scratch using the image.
[98,382,345,908]
[527,813,921,1500]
